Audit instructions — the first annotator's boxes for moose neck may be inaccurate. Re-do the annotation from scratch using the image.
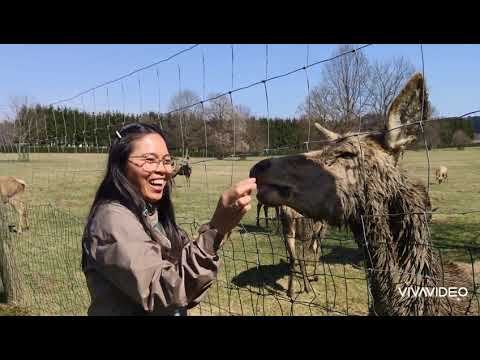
[347,169,441,315]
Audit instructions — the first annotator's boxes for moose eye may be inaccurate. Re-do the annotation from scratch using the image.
[336,151,357,159]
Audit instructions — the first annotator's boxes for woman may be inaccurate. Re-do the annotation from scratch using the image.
[81,123,256,316]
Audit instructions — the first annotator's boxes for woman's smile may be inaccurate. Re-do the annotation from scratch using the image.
[147,177,166,193]
[125,133,172,203]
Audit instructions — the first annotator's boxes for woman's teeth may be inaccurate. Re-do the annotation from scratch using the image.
[149,180,164,186]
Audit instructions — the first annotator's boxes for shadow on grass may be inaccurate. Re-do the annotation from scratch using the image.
[319,245,365,266]
[231,260,290,292]
[231,245,364,291]
[239,223,281,235]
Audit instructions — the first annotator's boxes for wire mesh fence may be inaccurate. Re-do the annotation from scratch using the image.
[0,203,89,315]
[1,44,480,316]
[0,201,369,315]
[1,199,478,315]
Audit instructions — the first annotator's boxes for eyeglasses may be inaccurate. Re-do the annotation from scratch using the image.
[128,155,174,172]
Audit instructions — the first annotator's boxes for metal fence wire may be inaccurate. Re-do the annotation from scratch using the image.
[1,44,480,316]
[0,203,89,315]
[1,201,479,316]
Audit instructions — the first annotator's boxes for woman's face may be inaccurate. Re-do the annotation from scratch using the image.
[125,133,173,204]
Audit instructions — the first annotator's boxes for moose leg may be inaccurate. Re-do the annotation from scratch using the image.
[309,238,319,282]
[264,205,269,228]
[256,203,262,227]
[9,197,27,234]
[274,206,280,234]
[285,235,296,298]
[298,244,311,294]
[20,201,28,231]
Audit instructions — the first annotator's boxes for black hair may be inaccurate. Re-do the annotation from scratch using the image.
[82,123,185,267]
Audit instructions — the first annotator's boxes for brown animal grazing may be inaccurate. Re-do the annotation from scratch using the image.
[279,205,328,298]
[435,166,448,184]
[171,162,192,188]
[0,176,29,234]
[256,201,280,228]
[250,73,477,316]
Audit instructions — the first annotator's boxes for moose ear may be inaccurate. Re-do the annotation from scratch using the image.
[386,73,427,151]
[314,122,340,141]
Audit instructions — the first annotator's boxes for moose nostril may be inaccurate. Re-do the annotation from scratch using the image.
[250,159,271,177]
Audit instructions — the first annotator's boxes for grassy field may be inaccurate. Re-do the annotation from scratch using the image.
[1,147,480,316]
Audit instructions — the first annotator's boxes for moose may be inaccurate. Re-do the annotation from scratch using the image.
[250,73,477,315]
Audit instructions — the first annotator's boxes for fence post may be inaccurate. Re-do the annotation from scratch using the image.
[0,203,22,305]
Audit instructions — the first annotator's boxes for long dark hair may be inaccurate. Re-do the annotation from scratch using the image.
[82,123,184,267]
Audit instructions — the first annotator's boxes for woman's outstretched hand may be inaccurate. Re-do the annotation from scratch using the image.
[209,178,257,236]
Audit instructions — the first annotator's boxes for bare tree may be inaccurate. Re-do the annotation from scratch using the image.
[167,90,202,114]
[204,94,251,156]
[320,44,370,122]
[4,96,44,155]
[0,121,15,142]
[297,85,333,122]
[167,90,202,157]
[298,44,370,125]
[367,57,415,120]
[9,97,29,145]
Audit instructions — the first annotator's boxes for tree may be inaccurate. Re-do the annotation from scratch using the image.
[297,43,371,143]
[167,90,202,157]
[204,93,251,156]
[8,96,36,145]
[366,57,415,119]
[297,49,432,141]
[167,89,202,114]
[422,120,442,149]
[297,85,331,121]
[0,120,16,152]
[244,117,267,154]
[317,44,371,122]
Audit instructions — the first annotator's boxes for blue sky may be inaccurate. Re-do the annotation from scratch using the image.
[0,44,478,120]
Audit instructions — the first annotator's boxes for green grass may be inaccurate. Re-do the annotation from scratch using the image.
[1,148,480,316]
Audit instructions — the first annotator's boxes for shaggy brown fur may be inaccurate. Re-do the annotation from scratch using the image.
[0,176,29,234]
[279,205,328,298]
[250,73,478,316]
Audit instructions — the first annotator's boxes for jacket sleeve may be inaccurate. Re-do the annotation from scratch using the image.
[85,204,223,313]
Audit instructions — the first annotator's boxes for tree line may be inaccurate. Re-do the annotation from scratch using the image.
[0,44,477,156]
[0,103,476,156]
